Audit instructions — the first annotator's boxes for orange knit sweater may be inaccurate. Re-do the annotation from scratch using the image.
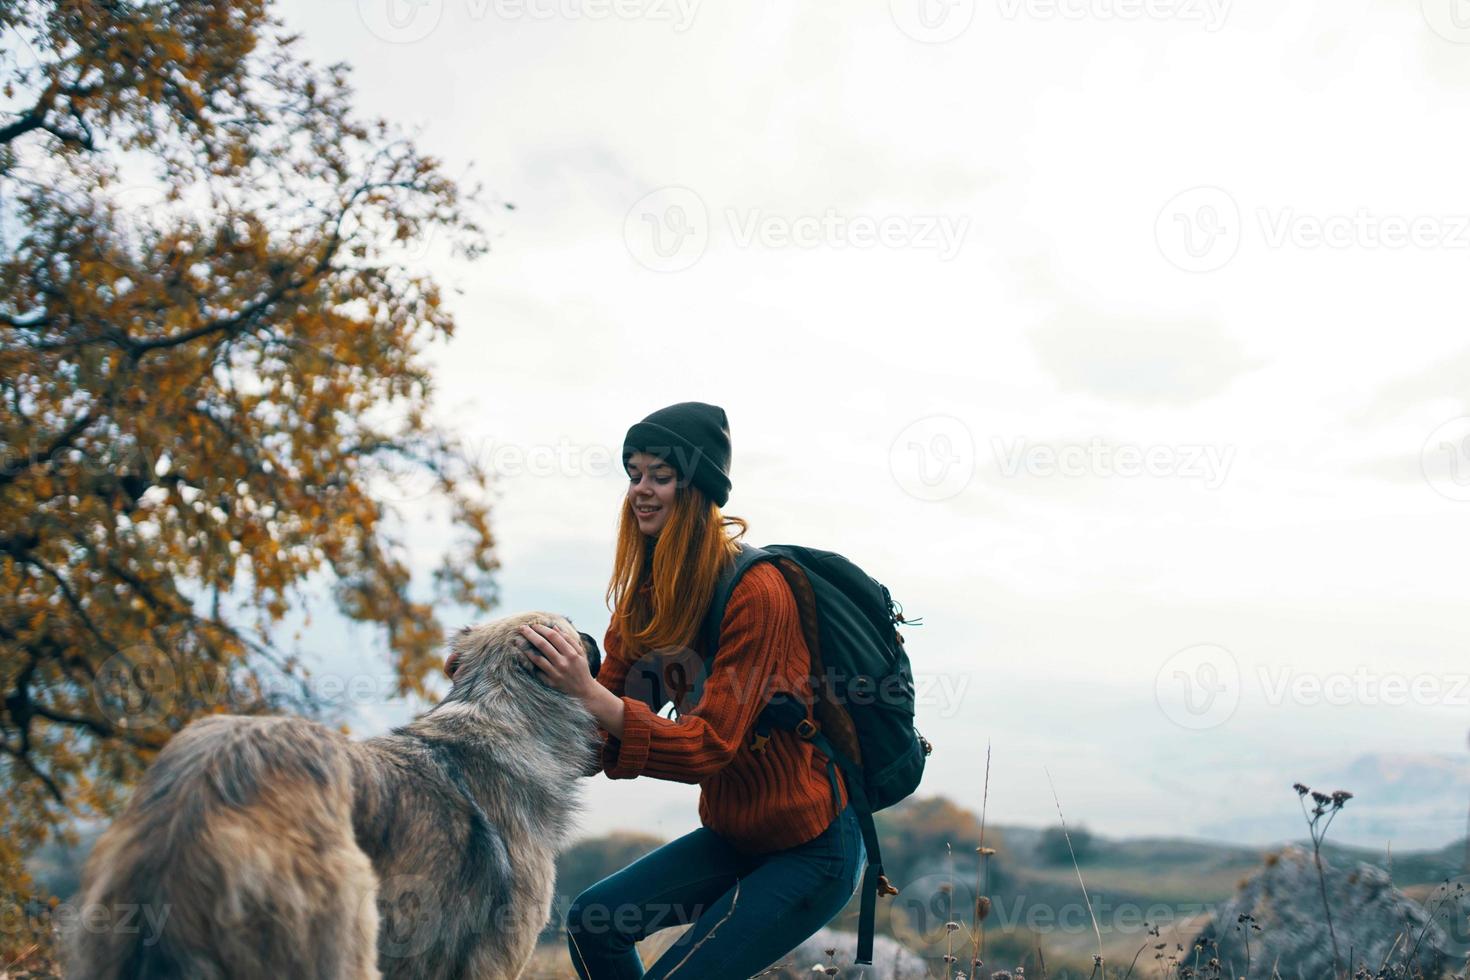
[584,561,849,854]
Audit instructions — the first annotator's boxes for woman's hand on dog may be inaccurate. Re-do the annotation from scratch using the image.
[518,623,597,700]
[518,623,625,738]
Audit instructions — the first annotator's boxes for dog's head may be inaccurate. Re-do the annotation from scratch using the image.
[441,612,601,704]
[433,614,605,772]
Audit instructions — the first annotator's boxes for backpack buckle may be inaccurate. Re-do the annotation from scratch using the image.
[795,718,819,739]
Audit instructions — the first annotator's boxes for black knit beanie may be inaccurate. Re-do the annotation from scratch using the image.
[622,401,732,507]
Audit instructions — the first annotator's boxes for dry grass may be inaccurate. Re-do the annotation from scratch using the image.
[0,943,59,980]
[523,927,689,979]
[11,775,1467,980]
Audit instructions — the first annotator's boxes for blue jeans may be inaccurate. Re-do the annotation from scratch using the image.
[565,800,867,979]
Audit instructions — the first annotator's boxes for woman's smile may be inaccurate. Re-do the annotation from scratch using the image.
[625,452,677,536]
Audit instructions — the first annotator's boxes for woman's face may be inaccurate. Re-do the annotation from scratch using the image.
[625,451,677,537]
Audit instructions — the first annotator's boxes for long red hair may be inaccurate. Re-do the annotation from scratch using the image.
[606,482,748,658]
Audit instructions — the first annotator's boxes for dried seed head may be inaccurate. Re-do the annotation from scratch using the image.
[975,896,992,922]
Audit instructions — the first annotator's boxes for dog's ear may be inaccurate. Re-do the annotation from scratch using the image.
[444,625,477,679]
[578,632,601,679]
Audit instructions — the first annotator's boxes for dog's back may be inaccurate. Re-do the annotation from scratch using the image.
[66,714,381,980]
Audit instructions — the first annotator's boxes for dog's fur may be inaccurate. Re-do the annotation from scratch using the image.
[65,613,603,980]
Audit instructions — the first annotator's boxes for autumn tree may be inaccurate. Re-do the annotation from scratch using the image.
[0,0,499,943]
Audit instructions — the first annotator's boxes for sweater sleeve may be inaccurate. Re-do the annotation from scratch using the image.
[603,561,799,784]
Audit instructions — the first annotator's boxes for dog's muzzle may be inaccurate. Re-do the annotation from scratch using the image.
[578,631,602,679]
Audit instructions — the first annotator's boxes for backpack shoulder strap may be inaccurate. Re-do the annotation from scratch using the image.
[696,542,775,658]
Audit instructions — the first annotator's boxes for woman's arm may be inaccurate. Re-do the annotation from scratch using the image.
[599,562,800,785]
[584,642,628,739]
[580,628,630,776]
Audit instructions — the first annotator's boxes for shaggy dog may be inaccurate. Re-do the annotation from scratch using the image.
[65,613,603,980]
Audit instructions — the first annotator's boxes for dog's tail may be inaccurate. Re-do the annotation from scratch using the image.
[65,715,381,980]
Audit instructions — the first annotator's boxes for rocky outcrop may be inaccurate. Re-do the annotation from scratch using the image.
[764,927,928,979]
[1191,845,1459,980]
[634,923,928,978]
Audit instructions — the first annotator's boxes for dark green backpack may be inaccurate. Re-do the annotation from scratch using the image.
[696,542,932,966]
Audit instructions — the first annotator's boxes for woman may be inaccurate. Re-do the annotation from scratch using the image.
[516,401,867,980]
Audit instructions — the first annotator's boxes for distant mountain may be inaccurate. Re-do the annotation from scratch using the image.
[1327,752,1470,801]
[1197,752,1470,851]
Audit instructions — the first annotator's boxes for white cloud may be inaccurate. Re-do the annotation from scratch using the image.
[271,0,1470,850]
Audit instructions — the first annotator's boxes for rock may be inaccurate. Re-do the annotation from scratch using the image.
[633,924,927,978]
[761,927,928,979]
[1191,845,1456,980]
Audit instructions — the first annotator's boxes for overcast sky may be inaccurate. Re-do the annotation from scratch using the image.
[276,0,1470,852]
